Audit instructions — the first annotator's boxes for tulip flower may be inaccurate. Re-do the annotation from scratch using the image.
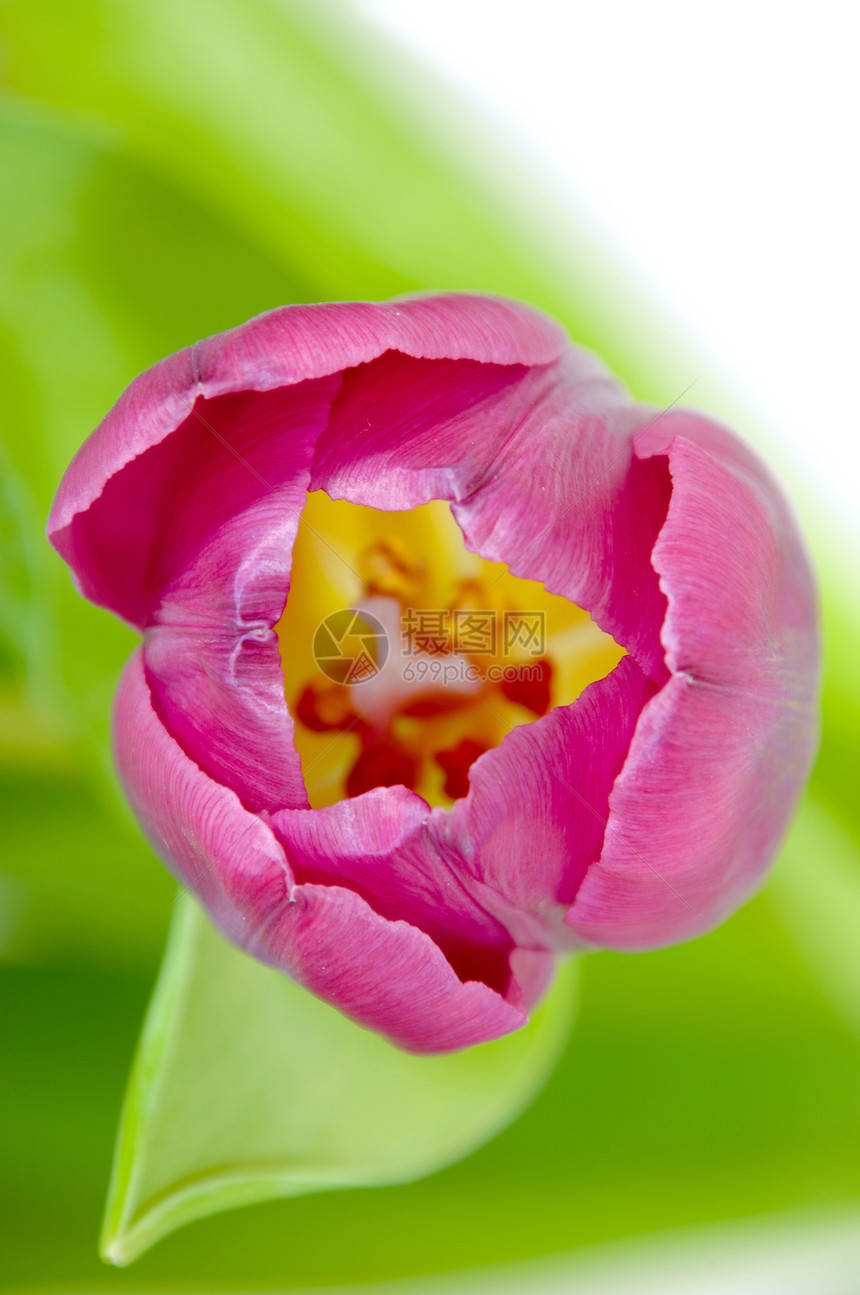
[48,294,819,1053]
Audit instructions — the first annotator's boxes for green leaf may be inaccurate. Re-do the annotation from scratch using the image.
[102,896,577,1265]
[0,767,174,970]
[771,795,860,1035]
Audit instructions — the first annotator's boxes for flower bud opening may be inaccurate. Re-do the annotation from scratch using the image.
[277,490,625,808]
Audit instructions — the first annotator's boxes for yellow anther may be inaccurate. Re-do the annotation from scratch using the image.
[277,491,625,809]
[357,538,427,604]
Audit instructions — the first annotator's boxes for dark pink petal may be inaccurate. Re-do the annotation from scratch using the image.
[314,350,672,681]
[142,625,307,814]
[114,648,525,1052]
[139,380,341,810]
[452,357,672,683]
[433,656,658,945]
[48,296,567,814]
[565,413,819,947]
[47,296,565,811]
[267,788,555,1017]
[48,375,339,631]
[70,377,338,810]
[266,788,518,997]
[263,884,528,1053]
[268,656,655,966]
[114,649,291,939]
[637,412,818,690]
[47,293,565,628]
[310,349,543,506]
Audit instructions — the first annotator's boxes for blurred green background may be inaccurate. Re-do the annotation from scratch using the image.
[1,1,858,1290]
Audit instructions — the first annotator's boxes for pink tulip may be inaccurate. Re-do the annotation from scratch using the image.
[48,294,819,1053]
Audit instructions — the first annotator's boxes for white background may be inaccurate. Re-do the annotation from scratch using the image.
[358,1,859,559]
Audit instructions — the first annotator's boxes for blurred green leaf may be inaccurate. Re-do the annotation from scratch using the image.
[771,795,860,1034]
[0,767,174,970]
[0,444,36,676]
[810,587,860,850]
[0,0,699,403]
[102,896,577,1265]
[0,0,537,298]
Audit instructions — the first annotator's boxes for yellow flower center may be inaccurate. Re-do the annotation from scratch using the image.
[277,491,624,808]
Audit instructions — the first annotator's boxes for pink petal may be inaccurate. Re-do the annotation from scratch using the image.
[310,349,536,506]
[47,293,564,628]
[74,376,338,810]
[114,648,525,1052]
[266,787,518,997]
[48,296,565,811]
[434,656,658,946]
[139,380,339,810]
[265,883,528,1052]
[314,350,672,682]
[566,413,819,947]
[452,357,673,683]
[268,656,655,967]
[142,625,307,814]
[48,374,338,631]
